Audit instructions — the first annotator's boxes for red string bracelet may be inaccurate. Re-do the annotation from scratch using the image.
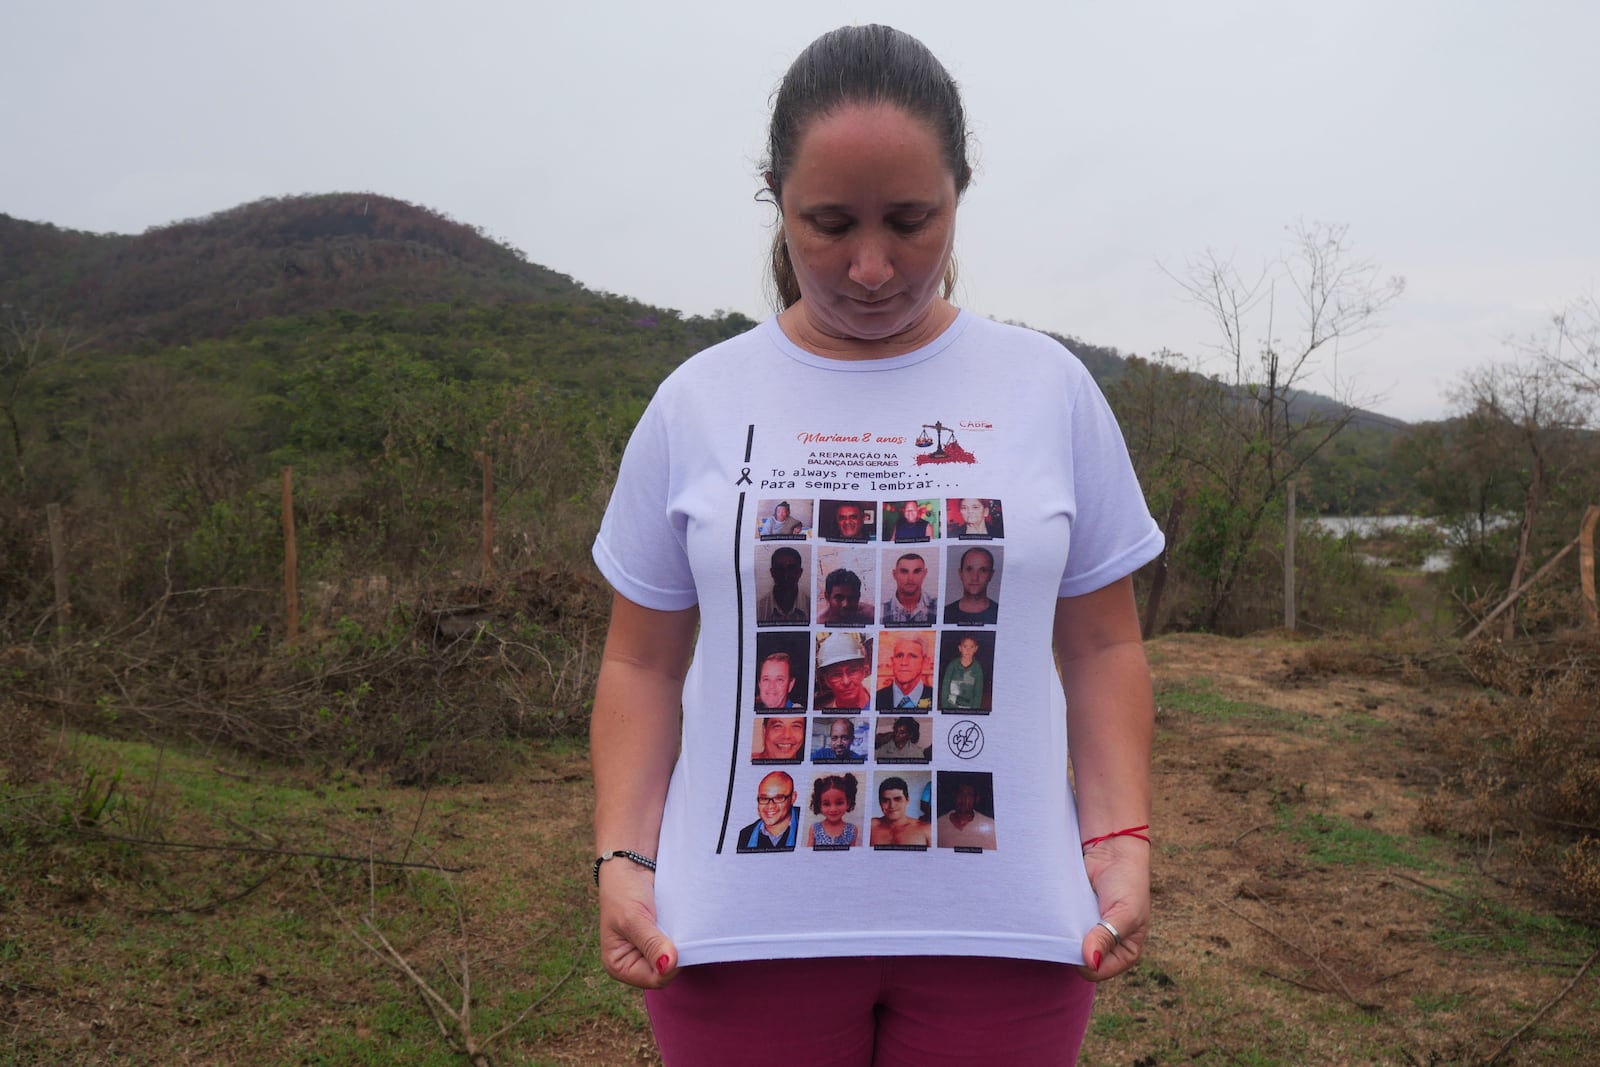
[1081,824,1151,851]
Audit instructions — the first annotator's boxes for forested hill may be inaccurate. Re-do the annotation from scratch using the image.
[1,187,1448,623]
[0,193,589,348]
[2,191,1414,469]
[5,192,1407,428]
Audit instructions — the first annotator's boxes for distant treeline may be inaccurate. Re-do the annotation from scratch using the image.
[4,193,1592,650]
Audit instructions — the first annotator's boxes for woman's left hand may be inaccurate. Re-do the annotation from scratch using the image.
[1077,835,1150,981]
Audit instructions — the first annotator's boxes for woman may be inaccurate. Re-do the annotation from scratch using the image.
[590,24,1160,1065]
[760,500,804,537]
[890,500,932,541]
[808,773,862,848]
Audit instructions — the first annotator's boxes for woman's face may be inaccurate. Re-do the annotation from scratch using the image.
[819,787,849,825]
[778,103,958,344]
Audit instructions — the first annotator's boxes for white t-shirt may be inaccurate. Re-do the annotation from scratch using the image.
[593,311,1163,966]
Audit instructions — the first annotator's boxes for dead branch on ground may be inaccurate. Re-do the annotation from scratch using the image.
[311,820,587,1065]
[57,825,466,871]
[1220,895,1378,1012]
[1483,945,1600,1065]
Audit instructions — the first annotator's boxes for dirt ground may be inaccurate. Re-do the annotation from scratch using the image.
[6,632,1597,1065]
[1093,632,1597,1066]
[540,631,1600,1065]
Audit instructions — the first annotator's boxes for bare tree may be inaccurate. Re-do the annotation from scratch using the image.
[1111,351,1217,634]
[1150,221,1405,628]
[1168,221,1405,395]
[1401,407,1520,559]
[1541,294,1600,396]
[1449,360,1595,638]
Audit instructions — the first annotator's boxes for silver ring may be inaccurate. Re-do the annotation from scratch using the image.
[1096,919,1123,947]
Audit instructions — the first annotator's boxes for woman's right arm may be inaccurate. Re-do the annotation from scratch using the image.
[591,591,698,989]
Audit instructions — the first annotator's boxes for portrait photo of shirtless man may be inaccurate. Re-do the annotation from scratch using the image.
[869,774,932,849]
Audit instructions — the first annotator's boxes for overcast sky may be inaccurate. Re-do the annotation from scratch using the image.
[5,1,1596,422]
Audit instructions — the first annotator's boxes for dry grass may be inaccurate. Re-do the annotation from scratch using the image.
[0,730,641,1066]
[1120,632,1600,1066]
[6,631,1600,1065]
[6,565,610,777]
[1436,632,1600,921]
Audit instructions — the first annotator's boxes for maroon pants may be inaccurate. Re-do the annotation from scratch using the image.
[644,955,1096,1066]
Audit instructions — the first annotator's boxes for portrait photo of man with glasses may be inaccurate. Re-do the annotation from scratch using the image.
[737,770,800,853]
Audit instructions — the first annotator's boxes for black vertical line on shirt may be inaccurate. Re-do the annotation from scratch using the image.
[714,423,758,853]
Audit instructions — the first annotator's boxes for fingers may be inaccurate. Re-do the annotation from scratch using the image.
[1075,925,1112,981]
[598,871,678,989]
[602,915,680,989]
[1075,909,1148,982]
[1078,925,1143,981]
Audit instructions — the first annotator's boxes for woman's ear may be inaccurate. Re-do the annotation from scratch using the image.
[757,171,782,210]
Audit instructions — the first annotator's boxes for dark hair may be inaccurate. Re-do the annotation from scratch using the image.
[824,568,862,597]
[763,24,973,309]
[770,546,802,568]
[810,773,859,814]
[892,716,921,742]
[942,772,985,811]
[959,545,994,570]
[879,775,910,800]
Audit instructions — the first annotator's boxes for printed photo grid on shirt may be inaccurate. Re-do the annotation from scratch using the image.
[745,497,1002,855]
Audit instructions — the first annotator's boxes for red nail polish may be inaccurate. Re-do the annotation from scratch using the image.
[656,955,670,975]
[1092,950,1102,970]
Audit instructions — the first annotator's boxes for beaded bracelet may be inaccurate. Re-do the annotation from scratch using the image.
[1081,824,1151,852]
[592,849,657,886]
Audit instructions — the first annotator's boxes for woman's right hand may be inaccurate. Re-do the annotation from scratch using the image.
[598,862,678,988]
[590,594,697,989]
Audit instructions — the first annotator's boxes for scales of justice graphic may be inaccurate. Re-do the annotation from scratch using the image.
[915,420,978,466]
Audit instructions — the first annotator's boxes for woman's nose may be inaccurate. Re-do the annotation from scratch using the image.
[849,238,894,291]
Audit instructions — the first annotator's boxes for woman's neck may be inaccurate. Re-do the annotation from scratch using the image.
[777,299,958,360]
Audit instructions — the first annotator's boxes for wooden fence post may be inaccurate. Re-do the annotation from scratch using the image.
[46,502,69,641]
[1581,504,1599,630]
[1284,479,1297,632]
[281,466,298,642]
[477,452,494,579]
[1142,492,1184,641]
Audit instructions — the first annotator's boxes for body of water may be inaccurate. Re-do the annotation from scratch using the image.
[1306,515,1454,572]
[1310,515,1434,538]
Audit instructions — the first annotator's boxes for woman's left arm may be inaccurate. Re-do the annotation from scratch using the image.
[1054,575,1154,981]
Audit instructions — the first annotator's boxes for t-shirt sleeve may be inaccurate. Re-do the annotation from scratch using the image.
[1058,368,1165,598]
[591,395,699,610]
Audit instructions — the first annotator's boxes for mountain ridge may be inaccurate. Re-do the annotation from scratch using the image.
[1,193,586,346]
[1,191,1410,435]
